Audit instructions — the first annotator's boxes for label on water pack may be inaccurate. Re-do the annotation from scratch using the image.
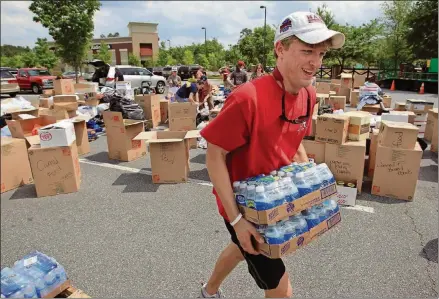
[236,194,246,205]
[320,184,337,199]
[23,256,37,267]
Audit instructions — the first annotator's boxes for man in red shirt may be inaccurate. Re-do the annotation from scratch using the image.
[199,11,345,298]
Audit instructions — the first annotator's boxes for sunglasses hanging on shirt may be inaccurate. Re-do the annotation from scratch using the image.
[272,68,311,124]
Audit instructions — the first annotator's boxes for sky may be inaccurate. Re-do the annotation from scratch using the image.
[1,1,385,49]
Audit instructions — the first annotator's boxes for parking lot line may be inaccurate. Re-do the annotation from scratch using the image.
[79,159,214,186]
[342,205,375,213]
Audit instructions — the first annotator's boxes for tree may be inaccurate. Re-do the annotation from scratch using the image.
[29,0,101,83]
[380,0,414,69]
[94,41,112,64]
[0,45,31,57]
[182,49,194,65]
[100,34,106,38]
[316,4,336,29]
[107,32,120,38]
[34,38,58,70]
[128,53,141,66]
[166,55,176,66]
[8,55,24,68]
[22,51,38,67]
[406,0,438,59]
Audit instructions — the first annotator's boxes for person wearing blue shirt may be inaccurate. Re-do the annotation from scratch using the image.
[174,79,205,103]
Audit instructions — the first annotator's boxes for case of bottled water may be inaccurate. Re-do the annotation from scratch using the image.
[1,251,68,298]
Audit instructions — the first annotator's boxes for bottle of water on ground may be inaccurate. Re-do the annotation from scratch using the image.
[1,267,37,298]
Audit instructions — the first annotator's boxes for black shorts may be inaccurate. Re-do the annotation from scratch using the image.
[224,219,286,290]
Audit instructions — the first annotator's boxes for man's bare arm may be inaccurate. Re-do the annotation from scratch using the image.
[206,143,263,254]
[293,143,309,163]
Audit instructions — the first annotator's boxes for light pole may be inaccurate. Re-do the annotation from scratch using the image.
[260,5,267,69]
[167,39,171,48]
[201,27,207,58]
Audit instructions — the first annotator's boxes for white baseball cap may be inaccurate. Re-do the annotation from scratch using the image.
[274,11,345,49]
[171,66,178,72]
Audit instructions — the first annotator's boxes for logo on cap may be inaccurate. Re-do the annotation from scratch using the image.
[307,14,324,24]
[280,18,292,33]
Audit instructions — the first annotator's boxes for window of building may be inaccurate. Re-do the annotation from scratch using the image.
[110,49,116,66]
[120,49,128,65]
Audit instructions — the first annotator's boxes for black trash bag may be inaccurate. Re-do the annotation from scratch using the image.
[108,91,145,121]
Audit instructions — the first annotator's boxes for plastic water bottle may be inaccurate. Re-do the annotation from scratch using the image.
[323,199,340,216]
[303,209,321,229]
[266,181,284,207]
[1,268,37,299]
[313,205,329,222]
[246,185,256,208]
[236,183,247,206]
[290,215,309,235]
[277,171,285,178]
[270,170,277,177]
[233,181,240,193]
[265,224,285,245]
[293,172,313,197]
[316,163,336,187]
[304,168,321,191]
[255,224,268,237]
[279,177,300,203]
[254,185,273,211]
[281,219,298,242]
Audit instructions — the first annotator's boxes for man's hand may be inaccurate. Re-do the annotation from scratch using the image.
[233,218,264,255]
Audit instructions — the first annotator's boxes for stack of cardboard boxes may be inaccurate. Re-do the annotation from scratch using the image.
[405,99,434,137]
[371,121,422,201]
[38,79,78,120]
[425,108,438,153]
[3,115,84,198]
[303,111,370,206]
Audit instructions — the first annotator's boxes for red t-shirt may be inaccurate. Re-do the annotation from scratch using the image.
[200,75,316,221]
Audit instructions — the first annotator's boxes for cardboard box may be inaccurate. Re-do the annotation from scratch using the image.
[414,113,428,122]
[74,82,98,92]
[76,91,99,106]
[340,73,354,89]
[39,98,52,109]
[394,102,406,111]
[169,117,196,131]
[371,143,422,201]
[103,111,146,161]
[345,111,371,141]
[6,116,57,140]
[387,111,416,124]
[68,117,90,155]
[378,121,419,150]
[425,108,438,142]
[368,129,379,178]
[382,95,392,108]
[38,107,76,121]
[316,94,329,107]
[361,104,381,114]
[135,94,161,128]
[10,108,39,120]
[133,130,200,184]
[414,121,427,134]
[53,79,75,95]
[239,183,337,225]
[328,96,346,111]
[337,87,351,103]
[316,82,330,94]
[168,102,198,119]
[28,142,81,198]
[116,81,131,90]
[1,138,33,193]
[42,89,54,97]
[160,99,169,123]
[331,184,357,206]
[330,83,340,93]
[431,118,438,153]
[353,74,367,88]
[53,95,78,111]
[302,139,325,164]
[315,114,349,145]
[38,121,76,148]
[259,211,341,259]
[325,140,366,193]
[406,99,434,114]
[350,89,360,108]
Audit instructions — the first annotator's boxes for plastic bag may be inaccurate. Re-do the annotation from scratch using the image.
[1,126,11,137]
[0,96,35,116]
[78,106,98,118]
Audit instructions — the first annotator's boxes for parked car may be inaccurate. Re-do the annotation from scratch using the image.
[162,66,174,79]
[62,71,83,79]
[87,60,167,94]
[152,67,164,76]
[0,68,20,97]
[16,68,56,94]
[1,67,18,77]
[177,64,205,80]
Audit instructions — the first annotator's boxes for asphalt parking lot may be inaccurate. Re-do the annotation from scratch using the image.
[1,89,438,298]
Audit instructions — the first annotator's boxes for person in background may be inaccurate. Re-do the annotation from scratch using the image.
[189,68,205,83]
[174,79,205,104]
[167,66,182,88]
[228,60,248,89]
[198,75,214,110]
[114,67,124,82]
[250,63,265,81]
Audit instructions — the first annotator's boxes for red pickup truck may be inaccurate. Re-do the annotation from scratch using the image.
[16,68,56,94]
